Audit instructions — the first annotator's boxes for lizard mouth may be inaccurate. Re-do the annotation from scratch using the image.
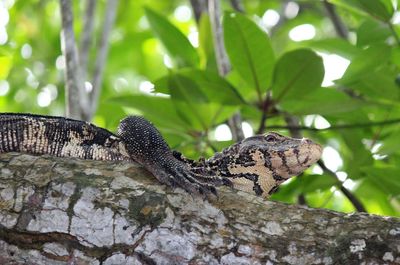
[269,140,322,178]
[289,141,322,175]
[300,139,322,166]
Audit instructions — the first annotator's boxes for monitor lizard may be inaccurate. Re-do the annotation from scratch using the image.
[0,113,322,198]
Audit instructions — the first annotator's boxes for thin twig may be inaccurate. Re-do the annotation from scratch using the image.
[297,194,307,205]
[88,0,119,120]
[264,118,400,132]
[317,161,366,212]
[59,0,87,119]
[257,109,268,135]
[208,0,244,141]
[322,0,348,39]
[257,91,272,134]
[284,115,302,138]
[79,0,97,80]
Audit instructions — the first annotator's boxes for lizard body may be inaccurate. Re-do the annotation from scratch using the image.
[0,113,322,197]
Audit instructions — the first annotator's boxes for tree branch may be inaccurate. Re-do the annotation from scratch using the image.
[229,0,245,13]
[208,0,244,141]
[317,160,367,212]
[322,0,348,39]
[88,0,119,120]
[265,118,400,131]
[79,0,97,81]
[59,0,88,120]
[189,0,208,23]
[208,0,230,76]
[0,153,398,264]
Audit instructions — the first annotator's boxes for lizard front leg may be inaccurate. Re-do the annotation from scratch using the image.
[117,116,230,195]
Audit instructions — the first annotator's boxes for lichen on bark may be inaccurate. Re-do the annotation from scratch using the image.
[0,153,399,264]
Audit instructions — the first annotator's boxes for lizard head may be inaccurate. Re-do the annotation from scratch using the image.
[208,132,322,197]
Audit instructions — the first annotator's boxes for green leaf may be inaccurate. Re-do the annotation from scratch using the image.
[168,74,208,104]
[357,20,391,47]
[154,69,245,106]
[272,49,324,102]
[338,44,391,84]
[172,101,238,131]
[329,0,393,21]
[153,73,239,130]
[0,56,12,79]
[177,69,245,105]
[355,180,399,216]
[329,0,370,16]
[145,7,199,68]
[226,69,258,101]
[167,75,209,129]
[363,166,400,196]
[299,174,338,193]
[357,0,393,21]
[392,47,400,69]
[223,12,275,100]
[108,94,190,130]
[303,38,360,59]
[348,67,400,101]
[341,130,374,178]
[379,128,400,155]
[281,88,365,115]
[198,14,217,71]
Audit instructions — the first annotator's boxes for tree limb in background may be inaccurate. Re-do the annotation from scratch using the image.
[208,0,230,76]
[318,160,367,212]
[322,0,348,39]
[265,118,400,131]
[189,0,208,23]
[230,0,245,13]
[79,0,97,81]
[88,0,119,120]
[208,0,244,141]
[59,0,88,120]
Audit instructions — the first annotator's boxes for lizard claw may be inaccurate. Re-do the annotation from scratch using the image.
[148,162,224,198]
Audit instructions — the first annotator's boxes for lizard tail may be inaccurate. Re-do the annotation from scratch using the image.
[0,113,130,161]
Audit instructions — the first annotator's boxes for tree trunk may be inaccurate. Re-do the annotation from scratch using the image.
[0,153,398,265]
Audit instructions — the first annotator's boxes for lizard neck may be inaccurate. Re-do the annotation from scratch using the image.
[190,147,239,179]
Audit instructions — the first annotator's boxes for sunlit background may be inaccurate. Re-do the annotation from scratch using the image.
[0,1,351,108]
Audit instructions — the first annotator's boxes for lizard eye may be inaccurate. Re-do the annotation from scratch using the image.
[265,134,277,142]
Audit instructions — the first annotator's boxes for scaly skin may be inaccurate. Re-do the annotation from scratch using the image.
[0,113,322,197]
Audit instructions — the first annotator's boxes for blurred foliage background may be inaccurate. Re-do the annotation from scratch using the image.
[1,0,400,216]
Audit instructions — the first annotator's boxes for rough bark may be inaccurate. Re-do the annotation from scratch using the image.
[0,153,399,265]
